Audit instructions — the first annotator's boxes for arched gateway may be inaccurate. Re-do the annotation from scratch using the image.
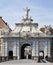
[20,44,32,59]
[1,7,51,61]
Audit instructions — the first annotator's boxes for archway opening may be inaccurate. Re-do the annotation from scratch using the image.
[20,44,31,59]
[39,51,44,59]
[8,51,13,60]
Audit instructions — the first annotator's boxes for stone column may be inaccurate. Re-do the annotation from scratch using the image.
[44,41,47,58]
[44,39,51,58]
[16,41,20,59]
[35,41,38,57]
[4,41,8,56]
[1,41,8,56]
[47,40,51,57]
[4,41,8,60]
[13,41,19,60]
[13,41,16,60]
[32,41,36,59]
[1,41,8,61]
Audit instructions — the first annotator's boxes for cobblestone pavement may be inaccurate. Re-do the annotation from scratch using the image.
[0,59,52,65]
[0,59,37,65]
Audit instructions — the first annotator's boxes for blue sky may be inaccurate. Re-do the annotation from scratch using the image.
[0,0,53,29]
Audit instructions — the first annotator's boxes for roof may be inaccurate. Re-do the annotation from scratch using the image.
[0,16,12,31]
[0,16,8,28]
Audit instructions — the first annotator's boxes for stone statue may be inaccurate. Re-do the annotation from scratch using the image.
[24,7,30,19]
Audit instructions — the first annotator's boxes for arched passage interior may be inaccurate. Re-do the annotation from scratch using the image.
[20,44,31,59]
[39,51,44,59]
[8,50,13,59]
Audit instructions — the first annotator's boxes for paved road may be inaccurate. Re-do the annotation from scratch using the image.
[0,59,38,65]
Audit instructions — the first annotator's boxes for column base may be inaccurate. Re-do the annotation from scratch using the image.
[0,57,2,62]
[32,56,38,60]
[2,56,5,62]
[13,56,17,60]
